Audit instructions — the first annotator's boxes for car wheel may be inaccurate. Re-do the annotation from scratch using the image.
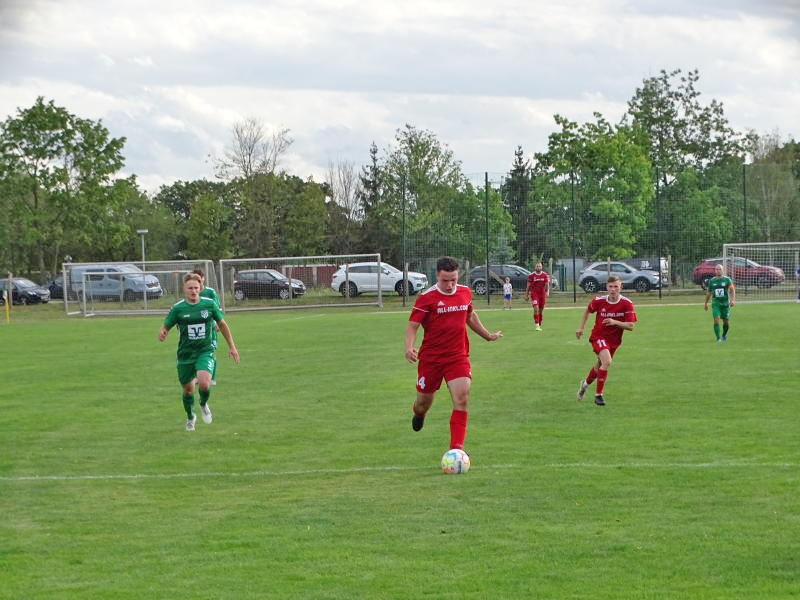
[123,290,136,302]
[756,275,771,289]
[581,278,598,294]
[279,288,290,300]
[473,280,487,295]
[20,296,28,306]
[339,282,358,297]
[233,288,246,301]
[700,274,713,290]
[395,280,411,296]
[633,278,651,293]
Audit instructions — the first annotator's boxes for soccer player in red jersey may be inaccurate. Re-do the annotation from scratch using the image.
[524,262,550,330]
[404,256,503,452]
[575,275,636,406]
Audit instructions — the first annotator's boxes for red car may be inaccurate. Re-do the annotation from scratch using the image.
[692,257,785,289]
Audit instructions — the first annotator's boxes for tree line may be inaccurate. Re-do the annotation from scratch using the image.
[1,69,798,282]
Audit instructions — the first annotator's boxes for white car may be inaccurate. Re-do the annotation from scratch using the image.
[330,262,428,297]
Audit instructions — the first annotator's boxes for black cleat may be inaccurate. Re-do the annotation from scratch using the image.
[412,414,425,431]
[594,394,606,406]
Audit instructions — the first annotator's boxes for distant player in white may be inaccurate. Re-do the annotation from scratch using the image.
[502,277,513,309]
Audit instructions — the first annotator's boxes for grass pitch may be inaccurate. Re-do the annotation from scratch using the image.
[2,302,799,599]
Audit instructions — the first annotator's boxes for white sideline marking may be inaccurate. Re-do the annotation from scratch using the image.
[1,461,795,483]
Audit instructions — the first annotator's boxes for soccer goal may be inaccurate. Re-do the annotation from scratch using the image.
[722,242,800,303]
[63,260,217,316]
[218,253,384,312]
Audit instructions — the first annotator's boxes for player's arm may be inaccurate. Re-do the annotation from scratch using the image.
[158,324,171,341]
[704,289,711,311]
[217,319,240,363]
[404,321,421,363]
[159,310,176,341]
[466,311,502,341]
[729,283,735,306]
[524,280,531,300]
[604,318,635,331]
[545,274,550,297]
[575,307,591,339]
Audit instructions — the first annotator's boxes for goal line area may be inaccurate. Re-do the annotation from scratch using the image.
[722,241,800,303]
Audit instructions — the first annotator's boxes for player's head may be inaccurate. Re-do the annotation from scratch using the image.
[534,262,542,272]
[714,264,724,277]
[183,273,202,301]
[435,256,460,294]
[606,275,621,298]
[192,268,206,284]
[504,277,510,283]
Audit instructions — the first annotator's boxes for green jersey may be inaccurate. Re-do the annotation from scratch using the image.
[163,297,224,363]
[200,286,219,305]
[707,276,733,305]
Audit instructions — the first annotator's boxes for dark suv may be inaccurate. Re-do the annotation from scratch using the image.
[468,265,532,295]
[233,269,306,300]
[692,257,785,289]
[0,278,51,305]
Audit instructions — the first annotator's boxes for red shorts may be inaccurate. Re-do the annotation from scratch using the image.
[416,358,472,393]
[590,338,619,357]
[530,294,546,309]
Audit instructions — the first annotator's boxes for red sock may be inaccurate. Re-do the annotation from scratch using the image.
[449,410,468,450]
[596,369,608,394]
[538,313,543,325]
[585,367,597,384]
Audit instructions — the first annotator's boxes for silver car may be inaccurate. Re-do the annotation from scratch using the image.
[578,261,667,294]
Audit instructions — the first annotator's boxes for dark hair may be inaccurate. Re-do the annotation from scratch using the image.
[436,256,459,272]
[192,268,205,279]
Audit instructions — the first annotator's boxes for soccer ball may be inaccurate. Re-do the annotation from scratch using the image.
[440,449,470,474]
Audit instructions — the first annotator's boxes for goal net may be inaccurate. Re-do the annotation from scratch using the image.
[63,260,217,316]
[219,254,387,312]
[722,242,800,303]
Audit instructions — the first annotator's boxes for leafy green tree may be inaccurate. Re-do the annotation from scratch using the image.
[281,181,326,256]
[186,193,234,260]
[502,146,532,264]
[0,97,126,277]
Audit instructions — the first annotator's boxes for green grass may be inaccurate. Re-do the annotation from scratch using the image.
[2,302,798,599]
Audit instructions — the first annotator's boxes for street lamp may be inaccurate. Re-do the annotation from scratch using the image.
[136,229,148,267]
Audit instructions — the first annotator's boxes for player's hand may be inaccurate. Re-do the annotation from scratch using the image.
[405,348,418,363]
[704,304,709,311]
[158,327,168,341]
[487,331,502,341]
[229,348,240,364]
[730,300,734,307]
[575,328,584,340]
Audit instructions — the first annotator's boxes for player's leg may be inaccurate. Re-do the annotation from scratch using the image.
[712,304,722,340]
[179,364,197,430]
[412,361,443,431]
[536,294,546,328]
[530,298,538,326]
[195,354,215,424]
[720,305,730,340]
[578,354,601,401]
[594,348,614,405]
[445,376,471,450]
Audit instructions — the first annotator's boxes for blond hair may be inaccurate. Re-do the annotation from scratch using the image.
[183,273,202,285]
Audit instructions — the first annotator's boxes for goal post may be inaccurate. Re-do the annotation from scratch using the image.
[722,242,800,303]
[63,260,216,316]
[219,253,385,312]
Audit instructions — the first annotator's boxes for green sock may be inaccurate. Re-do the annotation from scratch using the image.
[713,324,721,340]
[199,389,210,407]
[182,393,195,419]
[723,323,729,337]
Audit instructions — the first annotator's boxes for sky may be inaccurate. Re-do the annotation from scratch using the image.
[1,0,798,192]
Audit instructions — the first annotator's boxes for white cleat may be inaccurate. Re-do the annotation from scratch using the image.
[535,324,542,331]
[200,403,212,424]
[577,379,588,402]
[185,416,197,431]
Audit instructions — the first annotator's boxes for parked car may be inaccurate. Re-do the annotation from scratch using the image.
[46,275,65,299]
[692,257,785,289]
[0,277,51,305]
[69,264,163,300]
[469,264,559,295]
[330,262,428,297]
[577,261,668,293]
[233,269,306,300]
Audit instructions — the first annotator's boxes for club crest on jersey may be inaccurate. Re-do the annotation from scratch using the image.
[201,310,209,319]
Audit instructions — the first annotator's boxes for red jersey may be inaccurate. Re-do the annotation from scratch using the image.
[587,294,637,347]
[409,284,474,362]
[527,271,549,295]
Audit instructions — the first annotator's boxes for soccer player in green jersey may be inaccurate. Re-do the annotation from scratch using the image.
[704,264,736,342]
[159,273,240,431]
[192,268,220,305]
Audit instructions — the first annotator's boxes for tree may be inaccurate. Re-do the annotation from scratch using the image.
[0,97,126,277]
[625,69,742,186]
[502,146,532,265]
[213,118,293,180]
[325,159,363,253]
[186,193,234,260]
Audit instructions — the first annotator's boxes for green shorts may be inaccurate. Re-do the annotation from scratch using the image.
[177,353,216,385]
[711,302,730,320]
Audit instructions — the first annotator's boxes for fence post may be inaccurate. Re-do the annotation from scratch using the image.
[571,172,576,303]
[402,173,407,308]
[485,172,490,306]
[742,162,747,243]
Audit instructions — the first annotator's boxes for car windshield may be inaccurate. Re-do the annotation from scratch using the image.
[265,269,288,281]
[117,264,144,273]
[381,263,401,274]
[15,278,38,289]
